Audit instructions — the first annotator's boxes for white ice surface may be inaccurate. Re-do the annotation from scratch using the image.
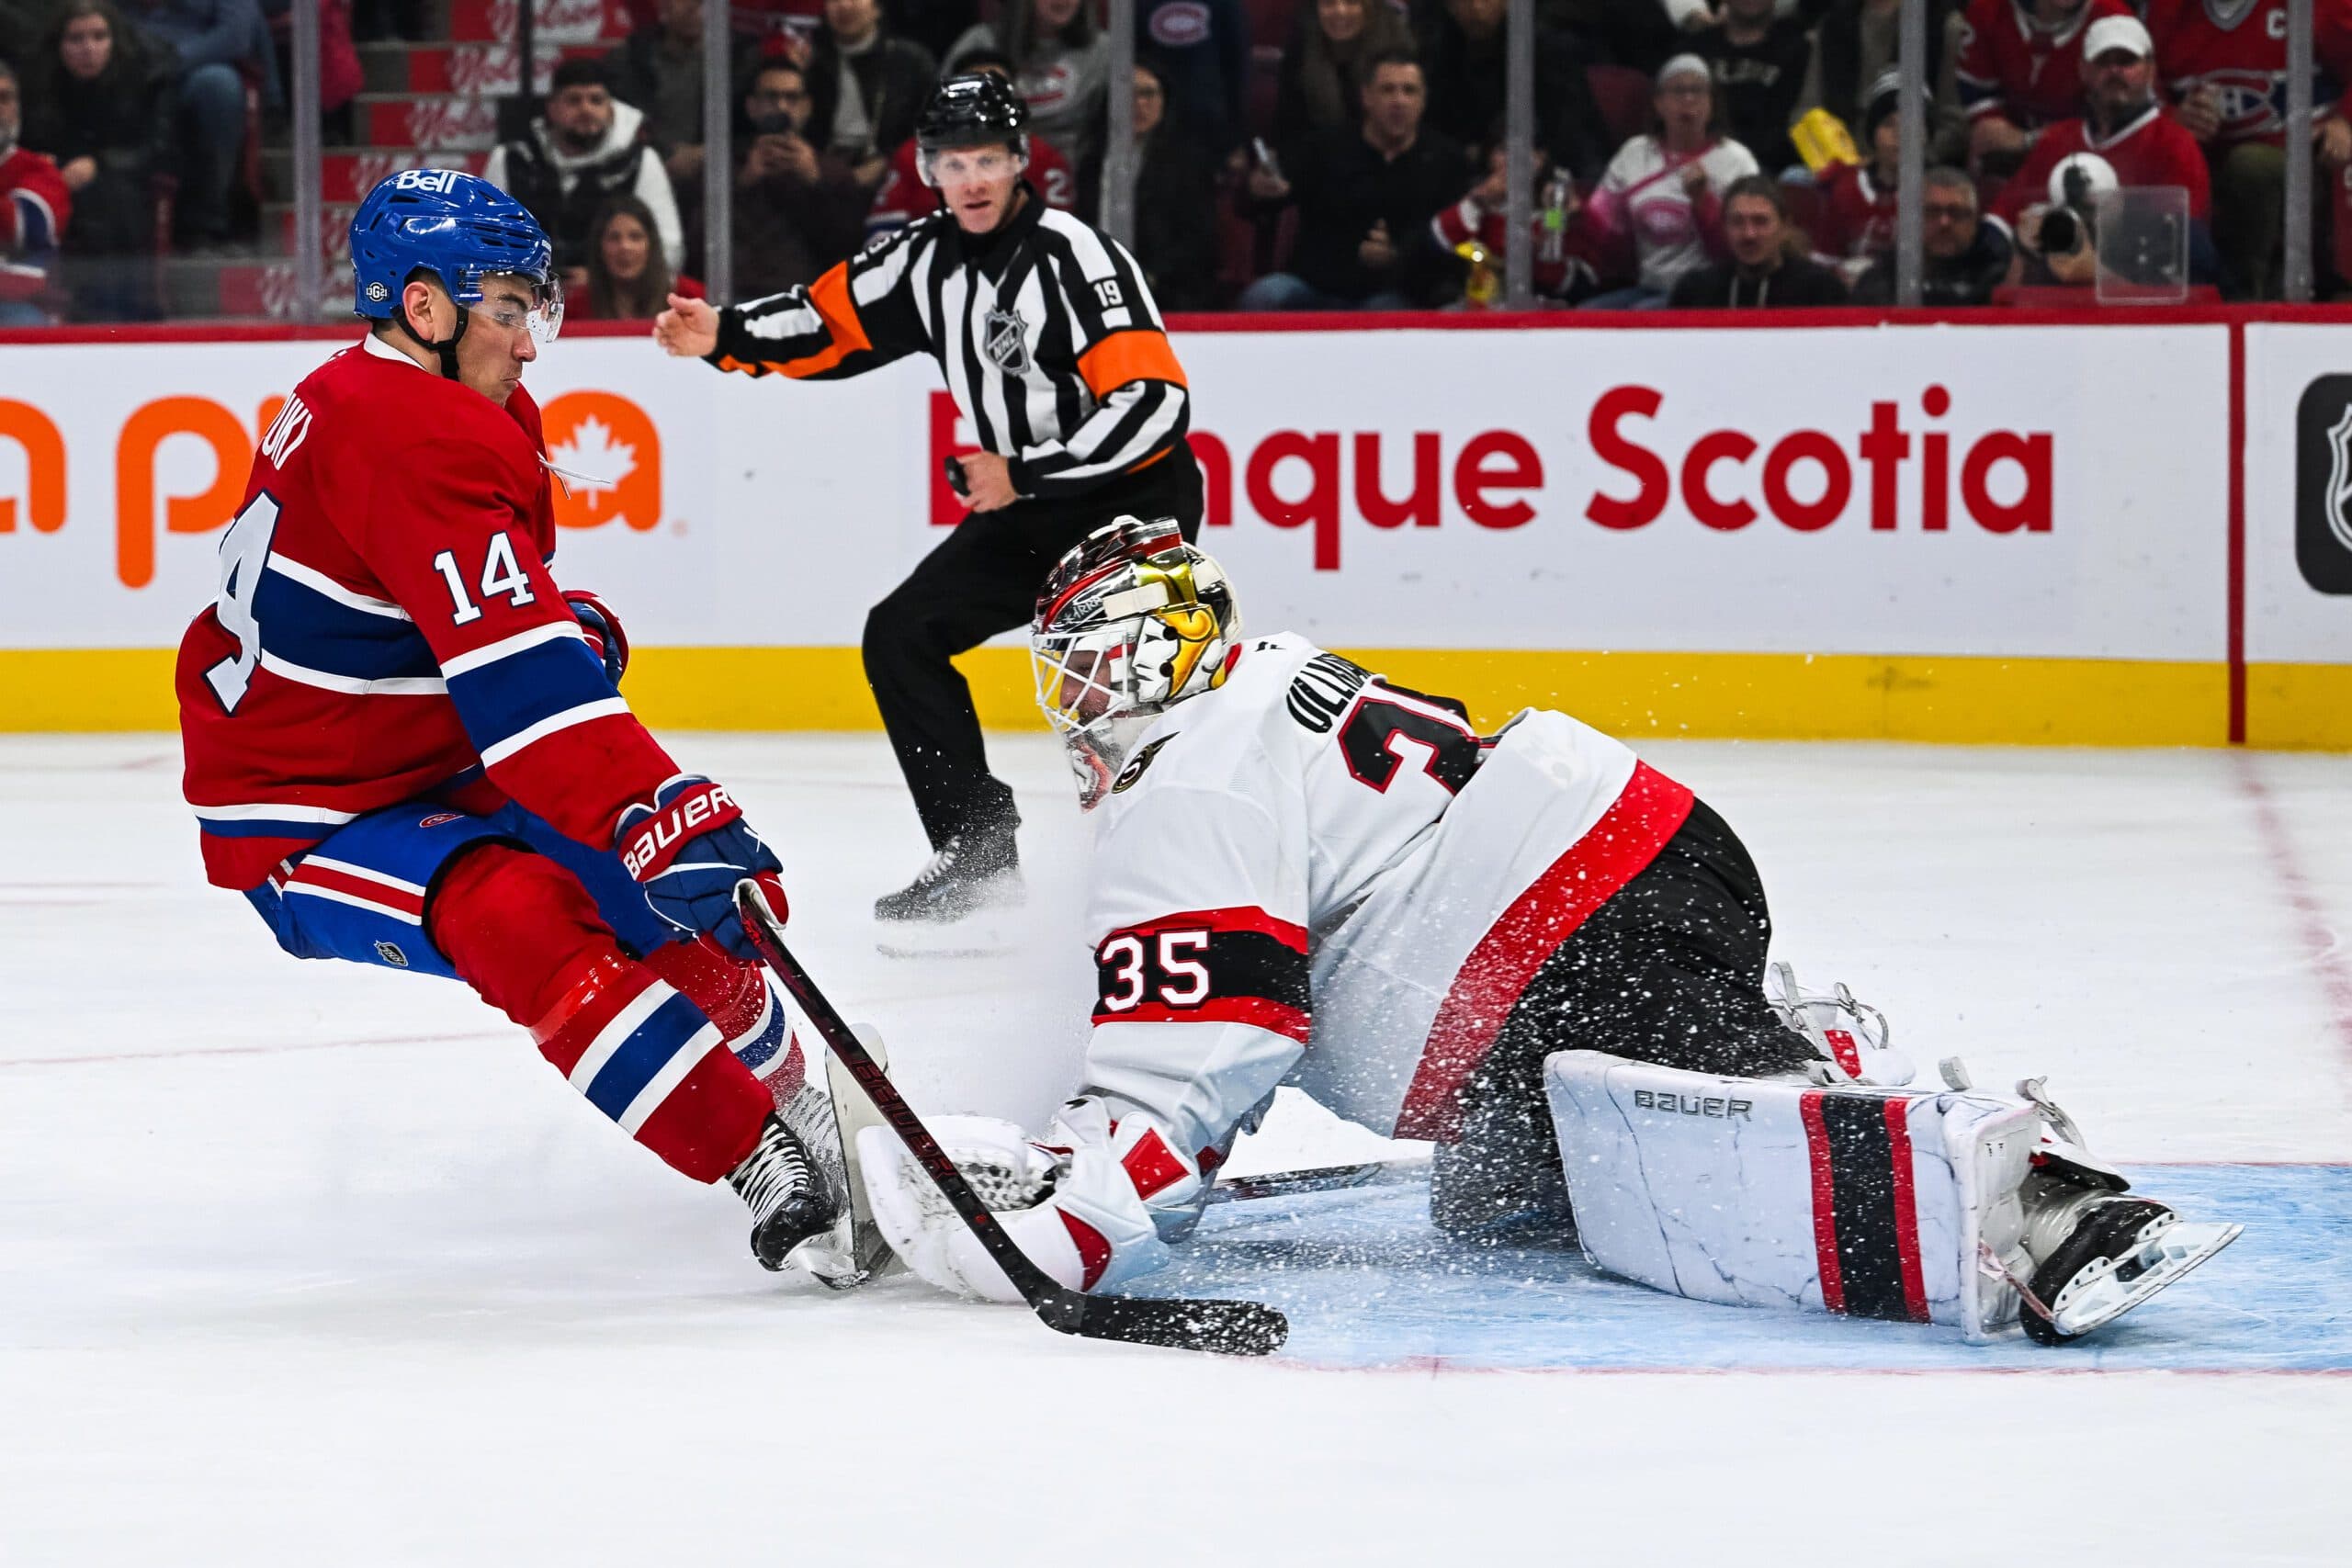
[4,734,2349,1565]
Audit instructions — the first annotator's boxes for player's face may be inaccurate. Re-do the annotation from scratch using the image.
[1055,647,1118,724]
[1924,185,1977,260]
[1724,194,1783,267]
[933,144,1024,232]
[1362,64,1424,139]
[458,278,542,403]
[548,85,613,150]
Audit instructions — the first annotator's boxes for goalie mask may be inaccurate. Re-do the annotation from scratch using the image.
[1031,517,1240,808]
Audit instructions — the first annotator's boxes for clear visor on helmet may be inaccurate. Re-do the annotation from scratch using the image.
[469,270,564,346]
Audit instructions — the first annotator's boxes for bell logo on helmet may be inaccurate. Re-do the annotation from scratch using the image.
[392,168,459,194]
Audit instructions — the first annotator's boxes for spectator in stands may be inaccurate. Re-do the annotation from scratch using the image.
[1556,1,1679,73]
[1668,173,1848,304]
[1417,0,1609,181]
[1810,69,1899,280]
[260,0,360,144]
[1431,140,1589,304]
[571,194,704,321]
[23,0,168,320]
[1237,50,1469,310]
[1795,0,1962,164]
[808,0,936,193]
[1693,0,1811,175]
[1849,162,2012,304]
[1121,56,1218,310]
[893,0,978,65]
[1956,0,2129,177]
[730,55,866,296]
[608,0,750,201]
[946,0,1109,183]
[486,57,684,292]
[865,47,1079,232]
[0,56,71,324]
[1996,16,2214,288]
[1272,0,1417,157]
[2150,0,2352,300]
[121,0,263,249]
[1577,54,1758,308]
[1139,0,1249,156]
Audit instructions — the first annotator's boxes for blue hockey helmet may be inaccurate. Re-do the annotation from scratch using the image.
[348,168,560,343]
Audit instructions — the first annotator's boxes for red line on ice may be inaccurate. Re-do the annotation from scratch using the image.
[2235,758,2352,1080]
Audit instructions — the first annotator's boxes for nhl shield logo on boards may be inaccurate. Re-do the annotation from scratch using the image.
[983,308,1031,375]
[2293,374,2352,593]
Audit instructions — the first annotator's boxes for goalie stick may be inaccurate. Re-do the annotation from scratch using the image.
[733,881,1289,1358]
[1204,1155,1430,1206]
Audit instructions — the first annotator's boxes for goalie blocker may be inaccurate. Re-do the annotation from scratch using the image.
[1544,1050,2241,1344]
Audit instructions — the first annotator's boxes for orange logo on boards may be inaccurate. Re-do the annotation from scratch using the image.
[541,390,662,531]
[0,400,68,536]
[112,396,282,589]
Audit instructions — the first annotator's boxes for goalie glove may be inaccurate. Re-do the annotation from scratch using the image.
[858,1099,1198,1303]
[615,774,786,961]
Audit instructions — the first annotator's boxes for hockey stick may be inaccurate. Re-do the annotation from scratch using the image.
[733,882,1288,1357]
[1204,1156,1431,1207]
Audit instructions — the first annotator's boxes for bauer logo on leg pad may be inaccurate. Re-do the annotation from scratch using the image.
[1633,1089,1753,1120]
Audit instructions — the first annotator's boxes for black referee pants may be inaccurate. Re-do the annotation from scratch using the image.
[861,445,1205,852]
[1430,796,1815,1238]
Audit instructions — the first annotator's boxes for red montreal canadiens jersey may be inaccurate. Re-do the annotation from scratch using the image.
[1990,104,2213,221]
[2146,0,2352,148]
[176,335,678,889]
[1955,0,2133,127]
[1078,635,1692,1168]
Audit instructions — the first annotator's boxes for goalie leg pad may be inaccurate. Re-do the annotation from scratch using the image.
[1544,1050,2042,1340]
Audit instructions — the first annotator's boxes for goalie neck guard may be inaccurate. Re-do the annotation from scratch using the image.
[1030,517,1239,808]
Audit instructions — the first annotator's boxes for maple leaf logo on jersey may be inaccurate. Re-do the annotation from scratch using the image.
[541,391,663,532]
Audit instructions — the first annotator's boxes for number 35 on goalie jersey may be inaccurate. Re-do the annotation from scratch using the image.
[1078,634,1501,1166]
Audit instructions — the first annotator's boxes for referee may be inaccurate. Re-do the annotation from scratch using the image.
[655,74,1203,929]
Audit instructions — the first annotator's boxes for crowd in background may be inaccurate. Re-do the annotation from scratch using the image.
[1,0,2349,322]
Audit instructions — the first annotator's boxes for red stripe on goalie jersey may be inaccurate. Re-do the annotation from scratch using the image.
[1394,762,1695,1143]
[1091,906,1311,1042]
[176,344,677,889]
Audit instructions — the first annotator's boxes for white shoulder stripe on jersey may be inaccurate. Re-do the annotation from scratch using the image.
[853,231,922,306]
[567,980,676,1091]
[478,696,633,767]
[298,855,427,897]
[258,650,447,696]
[192,800,362,825]
[1038,209,1119,281]
[266,555,413,620]
[281,881,424,925]
[617,1023,725,1134]
[438,619,587,679]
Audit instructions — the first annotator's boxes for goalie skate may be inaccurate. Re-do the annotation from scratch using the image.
[2024,1198,2244,1344]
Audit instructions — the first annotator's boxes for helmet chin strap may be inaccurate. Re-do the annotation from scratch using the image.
[395,296,469,381]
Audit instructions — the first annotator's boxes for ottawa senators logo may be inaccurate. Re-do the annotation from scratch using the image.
[1113,736,1176,794]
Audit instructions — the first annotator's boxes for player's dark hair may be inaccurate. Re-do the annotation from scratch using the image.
[952,45,1017,78]
[32,0,145,106]
[1722,174,1787,221]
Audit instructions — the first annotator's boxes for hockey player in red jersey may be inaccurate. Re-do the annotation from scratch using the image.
[175,170,865,1282]
[858,519,2242,1347]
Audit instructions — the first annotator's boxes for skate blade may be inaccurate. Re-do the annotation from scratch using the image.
[2051,1220,2244,1337]
[784,1215,873,1292]
[874,911,1019,959]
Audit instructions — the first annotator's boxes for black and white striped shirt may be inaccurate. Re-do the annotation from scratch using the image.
[707,186,1192,501]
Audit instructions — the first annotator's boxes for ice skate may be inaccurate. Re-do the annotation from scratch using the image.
[873,830,1023,956]
[729,1111,854,1280]
[2018,1193,2243,1345]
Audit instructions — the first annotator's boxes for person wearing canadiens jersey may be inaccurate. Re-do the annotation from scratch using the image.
[175,169,870,1284]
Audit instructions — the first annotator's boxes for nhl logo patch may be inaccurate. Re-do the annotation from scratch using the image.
[983,308,1032,375]
[374,940,411,968]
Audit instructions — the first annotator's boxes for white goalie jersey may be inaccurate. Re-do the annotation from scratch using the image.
[1078,633,1698,1175]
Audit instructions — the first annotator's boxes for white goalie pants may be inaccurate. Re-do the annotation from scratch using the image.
[1544,1050,2045,1341]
